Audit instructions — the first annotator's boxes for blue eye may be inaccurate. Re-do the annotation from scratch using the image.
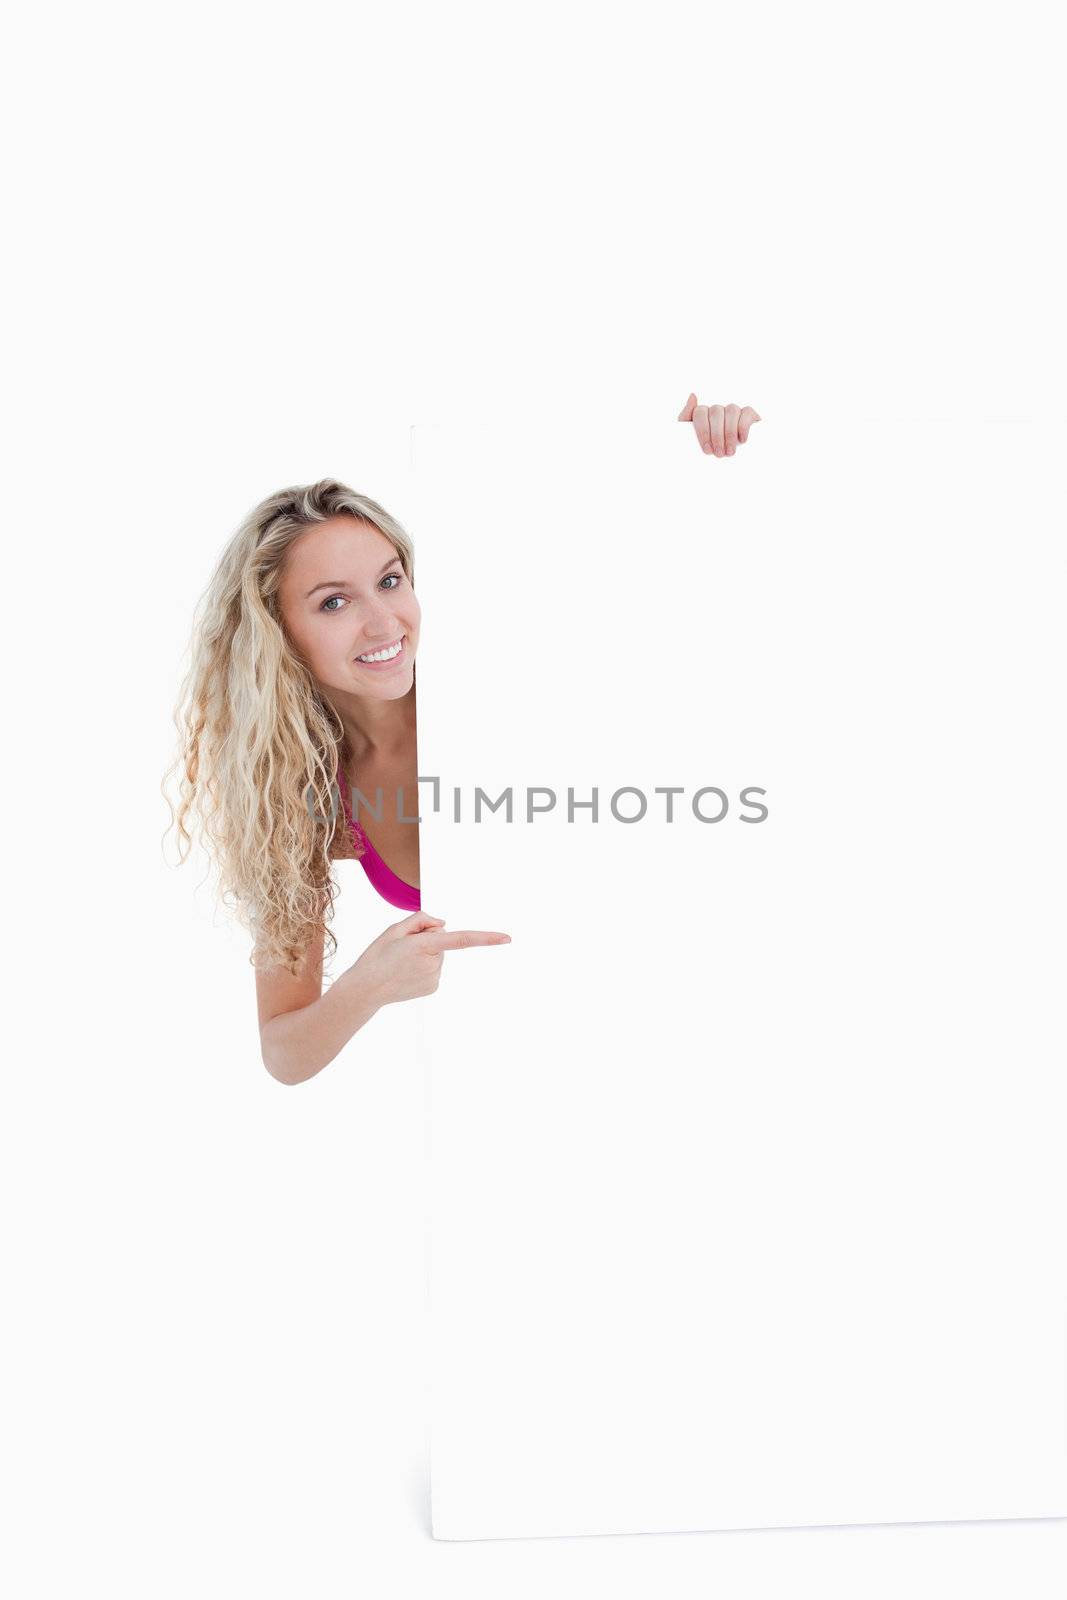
[319,570,402,612]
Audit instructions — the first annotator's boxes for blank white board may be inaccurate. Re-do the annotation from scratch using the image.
[410,418,1067,1542]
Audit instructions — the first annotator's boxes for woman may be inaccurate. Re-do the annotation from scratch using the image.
[165,396,760,1086]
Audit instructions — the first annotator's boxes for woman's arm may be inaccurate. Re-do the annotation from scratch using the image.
[255,909,511,1086]
[256,928,383,1086]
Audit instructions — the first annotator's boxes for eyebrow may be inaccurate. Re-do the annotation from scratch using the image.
[305,556,401,598]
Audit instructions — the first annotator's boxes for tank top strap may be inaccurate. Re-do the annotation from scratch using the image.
[334,748,421,911]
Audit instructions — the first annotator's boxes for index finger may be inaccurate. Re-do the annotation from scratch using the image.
[419,929,512,951]
[737,406,762,442]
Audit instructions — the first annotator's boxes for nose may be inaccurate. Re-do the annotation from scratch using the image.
[361,600,401,643]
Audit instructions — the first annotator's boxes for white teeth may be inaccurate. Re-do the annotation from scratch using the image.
[357,638,403,663]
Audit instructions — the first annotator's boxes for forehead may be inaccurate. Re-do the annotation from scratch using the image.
[281,515,396,586]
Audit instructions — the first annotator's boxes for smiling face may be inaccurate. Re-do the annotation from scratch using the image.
[276,515,420,702]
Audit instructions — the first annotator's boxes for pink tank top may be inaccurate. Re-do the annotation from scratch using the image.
[335,756,421,912]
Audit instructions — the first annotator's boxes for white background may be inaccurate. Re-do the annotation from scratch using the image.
[3,1,1065,1594]
[415,418,1066,1540]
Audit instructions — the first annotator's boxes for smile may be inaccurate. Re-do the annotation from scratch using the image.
[355,635,405,666]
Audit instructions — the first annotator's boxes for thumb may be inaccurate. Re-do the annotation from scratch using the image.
[677,392,697,422]
[387,910,446,938]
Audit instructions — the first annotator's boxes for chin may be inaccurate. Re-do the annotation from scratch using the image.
[367,668,414,698]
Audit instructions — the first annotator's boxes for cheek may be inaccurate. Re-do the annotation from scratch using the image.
[302,618,344,668]
[281,615,315,665]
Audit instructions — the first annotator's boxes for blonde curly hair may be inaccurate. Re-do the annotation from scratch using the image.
[162,479,416,976]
